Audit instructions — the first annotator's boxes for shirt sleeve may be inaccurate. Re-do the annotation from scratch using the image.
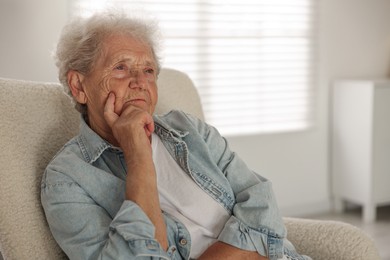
[192,115,287,260]
[41,168,172,260]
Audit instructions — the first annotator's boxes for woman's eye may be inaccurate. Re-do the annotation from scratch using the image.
[145,68,154,74]
[115,64,126,71]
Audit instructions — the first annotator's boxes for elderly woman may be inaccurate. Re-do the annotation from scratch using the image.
[41,11,310,260]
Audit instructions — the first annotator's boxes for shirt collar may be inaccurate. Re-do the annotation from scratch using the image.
[77,114,188,163]
[153,114,189,140]
[78,117,117,163]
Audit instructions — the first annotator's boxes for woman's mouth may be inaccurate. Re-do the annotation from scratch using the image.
[121,98,148,112]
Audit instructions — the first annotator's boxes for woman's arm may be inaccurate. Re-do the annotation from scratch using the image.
[41,168,171,259]
[104,92,168,250]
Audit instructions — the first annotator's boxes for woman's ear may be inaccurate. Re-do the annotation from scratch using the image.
[68,70,87,104]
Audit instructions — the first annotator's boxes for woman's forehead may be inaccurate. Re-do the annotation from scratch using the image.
[101,35,156,66]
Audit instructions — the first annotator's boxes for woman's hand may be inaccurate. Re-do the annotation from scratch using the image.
[103,92,154,151]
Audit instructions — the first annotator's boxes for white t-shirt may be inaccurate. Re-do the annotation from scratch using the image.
[151,133,230,258]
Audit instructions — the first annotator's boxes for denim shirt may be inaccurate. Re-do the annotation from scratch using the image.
[41,110,310,260]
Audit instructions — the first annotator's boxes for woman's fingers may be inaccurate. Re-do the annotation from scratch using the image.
[104,92,119,128]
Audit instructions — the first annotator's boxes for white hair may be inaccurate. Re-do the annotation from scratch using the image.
[54,10,162,114]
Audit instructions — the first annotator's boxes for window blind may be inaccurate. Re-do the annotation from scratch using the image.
[71,0,317,136]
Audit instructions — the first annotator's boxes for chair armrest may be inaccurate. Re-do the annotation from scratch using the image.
[283,217,380,260]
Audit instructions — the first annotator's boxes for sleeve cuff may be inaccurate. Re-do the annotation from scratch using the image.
[218,216,285,260]
[110,200,156,240]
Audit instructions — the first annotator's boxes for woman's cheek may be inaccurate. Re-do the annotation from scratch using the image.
[98,77,112,95]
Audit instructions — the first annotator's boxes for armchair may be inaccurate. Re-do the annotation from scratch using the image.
[0,68,380,260]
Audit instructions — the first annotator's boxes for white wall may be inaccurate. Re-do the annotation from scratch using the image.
[0,0,68,82]
[1,0,390,217]
[228,0,390,216]
[321,0,390,80]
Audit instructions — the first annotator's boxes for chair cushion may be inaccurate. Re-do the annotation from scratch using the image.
[0,78,78,259]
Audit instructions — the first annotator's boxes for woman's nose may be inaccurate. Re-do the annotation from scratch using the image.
[129,69,147,89]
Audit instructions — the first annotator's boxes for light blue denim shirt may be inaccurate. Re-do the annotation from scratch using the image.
[41,110,310,260]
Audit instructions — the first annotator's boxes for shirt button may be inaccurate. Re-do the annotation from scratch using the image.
[179,238,187,246]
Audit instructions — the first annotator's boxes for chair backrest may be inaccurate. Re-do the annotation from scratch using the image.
[156,68,204,120]
[0,68,203,259]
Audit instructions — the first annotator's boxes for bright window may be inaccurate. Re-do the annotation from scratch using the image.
[71,0,318,136]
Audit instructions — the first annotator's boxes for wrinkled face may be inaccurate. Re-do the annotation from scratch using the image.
[80,34,158,134]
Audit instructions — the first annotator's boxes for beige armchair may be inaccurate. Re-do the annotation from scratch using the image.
[0,69,380,260]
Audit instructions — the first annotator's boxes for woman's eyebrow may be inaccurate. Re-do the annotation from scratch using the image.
[105,57,131,69]
[107,54,156,68]
[144,60,156,67]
